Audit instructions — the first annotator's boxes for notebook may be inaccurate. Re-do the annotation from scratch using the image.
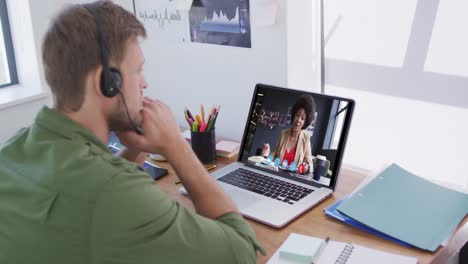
[315,240,417,264]
[336,163,468,251]
[267,233,417,264]
[180,84,355,228]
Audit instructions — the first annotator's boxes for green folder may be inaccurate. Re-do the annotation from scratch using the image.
[337,164,468,252]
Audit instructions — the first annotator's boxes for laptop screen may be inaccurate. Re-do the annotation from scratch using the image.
[239,84,354,189]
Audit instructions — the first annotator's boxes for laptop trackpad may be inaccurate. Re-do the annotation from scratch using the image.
[228,189,260,210]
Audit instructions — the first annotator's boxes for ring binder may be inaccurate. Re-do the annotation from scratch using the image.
[335,243,354,264]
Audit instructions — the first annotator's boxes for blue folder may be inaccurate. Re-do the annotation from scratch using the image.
[336,164,468,251]
[324,199,412,247]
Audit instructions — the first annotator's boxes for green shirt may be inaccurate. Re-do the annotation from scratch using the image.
[0,107,264,263]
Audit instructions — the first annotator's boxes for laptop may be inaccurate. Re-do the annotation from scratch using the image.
[182,84,354,228]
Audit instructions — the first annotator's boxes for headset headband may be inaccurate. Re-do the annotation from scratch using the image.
[83,4,111,90]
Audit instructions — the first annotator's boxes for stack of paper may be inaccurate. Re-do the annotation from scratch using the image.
[216,140,240,158]
[335,164,468,251]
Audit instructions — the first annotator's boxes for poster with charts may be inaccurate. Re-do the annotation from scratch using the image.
[133,0,192,44]
[189,0,251,48]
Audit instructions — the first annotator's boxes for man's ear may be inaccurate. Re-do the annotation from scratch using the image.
[88,65,104,96]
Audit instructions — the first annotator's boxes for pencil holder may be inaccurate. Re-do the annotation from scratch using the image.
[191,128,216,164]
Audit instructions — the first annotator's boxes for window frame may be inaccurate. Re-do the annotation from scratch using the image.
[0,0,18,88]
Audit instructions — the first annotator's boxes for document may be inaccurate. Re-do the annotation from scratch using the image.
[337,163,468,251]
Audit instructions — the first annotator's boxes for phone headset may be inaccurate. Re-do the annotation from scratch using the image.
[83,3,143,135]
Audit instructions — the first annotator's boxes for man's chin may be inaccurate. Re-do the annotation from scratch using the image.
[110,127,133,133]
[134,117,143,128]
[109,120,139,133]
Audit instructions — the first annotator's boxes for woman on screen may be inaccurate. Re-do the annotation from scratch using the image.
[262,95,315,173]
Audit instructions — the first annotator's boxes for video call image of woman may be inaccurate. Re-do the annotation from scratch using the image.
[261,95,315,174]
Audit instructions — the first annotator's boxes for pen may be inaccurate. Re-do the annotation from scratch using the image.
[192,121,198,132]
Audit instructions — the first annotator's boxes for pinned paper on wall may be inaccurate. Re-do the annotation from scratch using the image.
[134,0,281,46]
[189,0,252,48]
[133,0,191,44]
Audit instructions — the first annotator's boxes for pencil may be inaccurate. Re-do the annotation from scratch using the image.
[201,104,205,123]
[206,164,217,171]
[185,107,194,120]
[195,115,202,126]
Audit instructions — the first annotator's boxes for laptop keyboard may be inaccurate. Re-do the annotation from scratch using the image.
[217,168,314,205]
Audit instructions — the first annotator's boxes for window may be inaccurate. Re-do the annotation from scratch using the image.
[329,101,348,149]
[0,0,18,88]
[322,100,349,150]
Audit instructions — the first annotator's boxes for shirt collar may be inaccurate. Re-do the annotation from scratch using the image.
[35,106,109,152]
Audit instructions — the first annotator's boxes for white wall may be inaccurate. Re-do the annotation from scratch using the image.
[138,0,321,141]
[138,1,289,142]
[286,0,321,91]
[324,0,468,186]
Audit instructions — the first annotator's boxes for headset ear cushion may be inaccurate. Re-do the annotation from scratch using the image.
[101,68,122,97]
[110,68,123,92]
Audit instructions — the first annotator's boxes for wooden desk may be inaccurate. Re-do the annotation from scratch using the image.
[149,157,467,264]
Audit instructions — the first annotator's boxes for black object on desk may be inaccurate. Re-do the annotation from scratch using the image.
[191,128,216,164]
[459,240,468,264]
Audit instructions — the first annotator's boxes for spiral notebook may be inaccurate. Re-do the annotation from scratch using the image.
[315,241,416,264]
[267,233,417,264]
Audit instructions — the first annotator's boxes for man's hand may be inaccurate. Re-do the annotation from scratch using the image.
[116,97,184,157]
[261,143,270,157]
[118,97,240,219]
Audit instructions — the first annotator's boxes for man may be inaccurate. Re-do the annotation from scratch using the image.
[0,1,263,263]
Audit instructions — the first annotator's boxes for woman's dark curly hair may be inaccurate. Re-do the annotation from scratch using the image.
[291,95,316,130]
